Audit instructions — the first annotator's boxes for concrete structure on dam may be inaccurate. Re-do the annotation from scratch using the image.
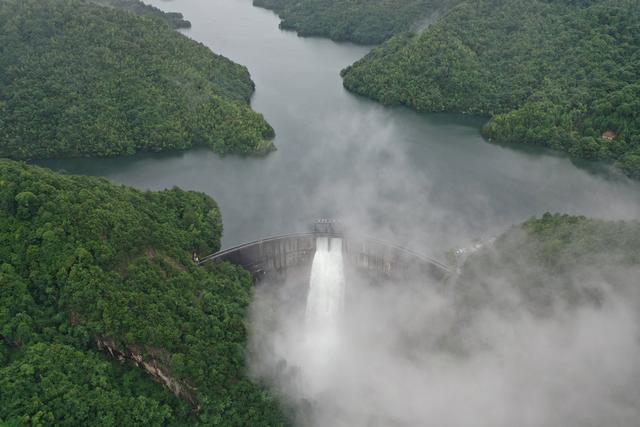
[198,220,450,283]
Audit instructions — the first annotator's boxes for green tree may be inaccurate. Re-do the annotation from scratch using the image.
[0,0,275,160]
[14,192,39,219]
[0,160,286,425]
[342,0,640,178]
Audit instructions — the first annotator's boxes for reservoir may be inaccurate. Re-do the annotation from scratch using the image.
[40,0,640,256]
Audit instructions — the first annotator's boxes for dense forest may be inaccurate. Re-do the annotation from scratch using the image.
[342,0,640,178]
[0,160,286,425]
[253,0,456,44]
[92,0,191,28]
[0,0,274,160]
[457,213,640,313]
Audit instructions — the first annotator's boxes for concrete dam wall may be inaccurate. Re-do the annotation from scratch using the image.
[198,233,449,282]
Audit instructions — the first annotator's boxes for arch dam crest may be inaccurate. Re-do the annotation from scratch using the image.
[197,220,450,283]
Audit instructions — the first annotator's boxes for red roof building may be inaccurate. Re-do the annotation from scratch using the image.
[601,131,616,141]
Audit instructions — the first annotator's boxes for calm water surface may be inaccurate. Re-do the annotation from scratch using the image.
[40,0,640,256]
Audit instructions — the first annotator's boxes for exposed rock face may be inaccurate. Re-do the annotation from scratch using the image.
[96,337,199,410]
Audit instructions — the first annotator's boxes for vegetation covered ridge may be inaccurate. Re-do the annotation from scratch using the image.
[252,0,458,45]
[0,160,286,425]
[91,0,191,29]
[0,0,275,160]
[342,0,640,178]
[457,213,640,313]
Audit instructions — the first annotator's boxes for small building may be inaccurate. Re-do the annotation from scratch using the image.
[601,131,616,141]
[312,219,343,235]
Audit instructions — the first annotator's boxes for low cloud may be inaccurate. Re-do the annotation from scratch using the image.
[248,250,640,426]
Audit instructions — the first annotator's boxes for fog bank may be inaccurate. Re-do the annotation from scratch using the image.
[248,255,640,426]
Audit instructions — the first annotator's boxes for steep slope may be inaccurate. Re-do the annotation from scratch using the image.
[92,0,191,28]
[1,343,181,425]
[0,160,285,425]
[253,0,455,44]
[342,0,640,178]
[0,0,274,160]
[457,213,640,313]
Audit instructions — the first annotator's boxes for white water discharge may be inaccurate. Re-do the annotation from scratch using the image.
[306,237,345,327]
[300,236,346,394]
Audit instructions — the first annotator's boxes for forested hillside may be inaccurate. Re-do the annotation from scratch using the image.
[342,0,640,178]
[0,160,285,425]
[457,213,640,312]
[92,0,191,28]
[0,0,274,160]
[253,0,455,44]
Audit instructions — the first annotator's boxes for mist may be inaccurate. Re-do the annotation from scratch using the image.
[5,0,640,425]
[50,0,640,254]
[248,241,640,426]
[37,0,640,422]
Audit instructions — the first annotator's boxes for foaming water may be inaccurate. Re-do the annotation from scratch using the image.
[301,237,345,394]
[306,237,345,328]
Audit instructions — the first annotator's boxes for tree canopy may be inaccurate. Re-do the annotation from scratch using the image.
[253,0,456,44]
[341,0,640,178]
[1,342,179,426]
[0,160,286,425]
[457,213,640,313]
[0,0,274,160]
[92,0,191,29]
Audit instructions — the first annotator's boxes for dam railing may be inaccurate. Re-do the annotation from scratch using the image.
[198,232,450,282]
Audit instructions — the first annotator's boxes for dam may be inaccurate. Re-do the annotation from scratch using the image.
[240,222,450,399]
[198,220,450,283]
